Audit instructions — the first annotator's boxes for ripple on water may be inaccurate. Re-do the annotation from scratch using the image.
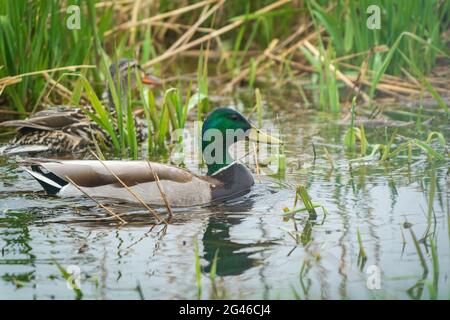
[0,107,449,299]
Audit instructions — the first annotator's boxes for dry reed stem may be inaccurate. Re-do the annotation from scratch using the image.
[265,52,315,73]
[252,142,261,183]
[277,23,308,49]
[339,62,444,96]
[340,62,421,90]
[65,176,127,224]
[89,151,167,224]
[143,0,292,68]
[42,73,73,100]
[0,65,94,96]
[0,108,30,116]
[374,83,423,95]
[400,67,422,88]
[278,28,322,58]
[177,49,259,58]
[146,161,174,222]
[94,0,135,9]
[105,0,220,37]
[157,3,183,41]
[0,77,22,96]
[374,76,421,90]
[323,147,334,170]
[220,39,279,94]
[124,224,166,253]
[346,76,419,96]
[129,0,142,46]
[148,22,215,35]
[333,46,389,63]
[167,1,224,53]
[221,26,321,94]
[303,40,371,102]
[8,65,95,80]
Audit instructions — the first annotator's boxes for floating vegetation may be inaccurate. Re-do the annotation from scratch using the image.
[54,261,83,300]
[282,185,328,246]
[343,97,368,154]
[406,226,429,300]
[283,185,327,221]
[2,271,35,289]
[349,130,447,163]
[356,228,367,271]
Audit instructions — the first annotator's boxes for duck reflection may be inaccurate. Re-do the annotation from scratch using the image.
[201,196,272,276]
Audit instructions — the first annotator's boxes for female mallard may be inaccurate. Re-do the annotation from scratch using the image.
[23,108,281,207]
[0,59,160,156]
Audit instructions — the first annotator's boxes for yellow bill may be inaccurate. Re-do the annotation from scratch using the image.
[247,126,283,145]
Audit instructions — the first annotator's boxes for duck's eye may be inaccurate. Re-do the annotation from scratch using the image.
[229,114,240,121]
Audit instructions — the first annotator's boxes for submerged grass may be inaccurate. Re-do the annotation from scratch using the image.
[282,185,328,246]
[357,228,367,271]
[54,261,83,300]
[348,115,447,163]
[194,237,202,299]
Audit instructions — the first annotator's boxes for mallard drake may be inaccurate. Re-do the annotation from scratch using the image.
[23,108,282,207]
[0,59,160,156]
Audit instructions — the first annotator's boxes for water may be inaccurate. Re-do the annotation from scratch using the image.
[0,102,448,299]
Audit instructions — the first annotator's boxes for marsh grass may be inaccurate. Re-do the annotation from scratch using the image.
[428,237,439,299]
[282,185,328,246]
[357,228,367,271]
[305,1,340,113]
[342,98,369,155]
[424,167,437,238]
[54,261,83,300]
[208,249,227,299]
[283,185,328,221]
[381,134,446,162]
[313,0,448,73]
[291,260,312,300]
[404,171,443,301]
[348,117,447,163]
[75,50,209,158]
[406,226,430,300]
[1,0,448,116]
[193,238,226,300]
[295,185,317,220]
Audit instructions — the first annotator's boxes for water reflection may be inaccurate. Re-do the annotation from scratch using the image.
[0,210,36,291]
[0,103,449,299]
[202,198,273,276]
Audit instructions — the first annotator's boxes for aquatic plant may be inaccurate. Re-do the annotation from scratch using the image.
[54,261,83,300]
[75,51,208,159]
[357,228,367,271]
[1,0,448,115]
[343,97,368,153]
[282,185,328,245]
[194,237,202,299]
[350,131,447,163]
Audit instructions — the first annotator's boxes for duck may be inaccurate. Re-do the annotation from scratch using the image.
[22,108,282,207]
[0,59,161,156]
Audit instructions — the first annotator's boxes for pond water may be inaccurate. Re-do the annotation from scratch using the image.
[0,98,448,299]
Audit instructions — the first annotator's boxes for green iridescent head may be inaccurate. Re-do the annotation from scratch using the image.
[201,108,282,175]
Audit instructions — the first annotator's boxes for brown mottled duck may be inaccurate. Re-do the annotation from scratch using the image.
[0,59,160,156]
